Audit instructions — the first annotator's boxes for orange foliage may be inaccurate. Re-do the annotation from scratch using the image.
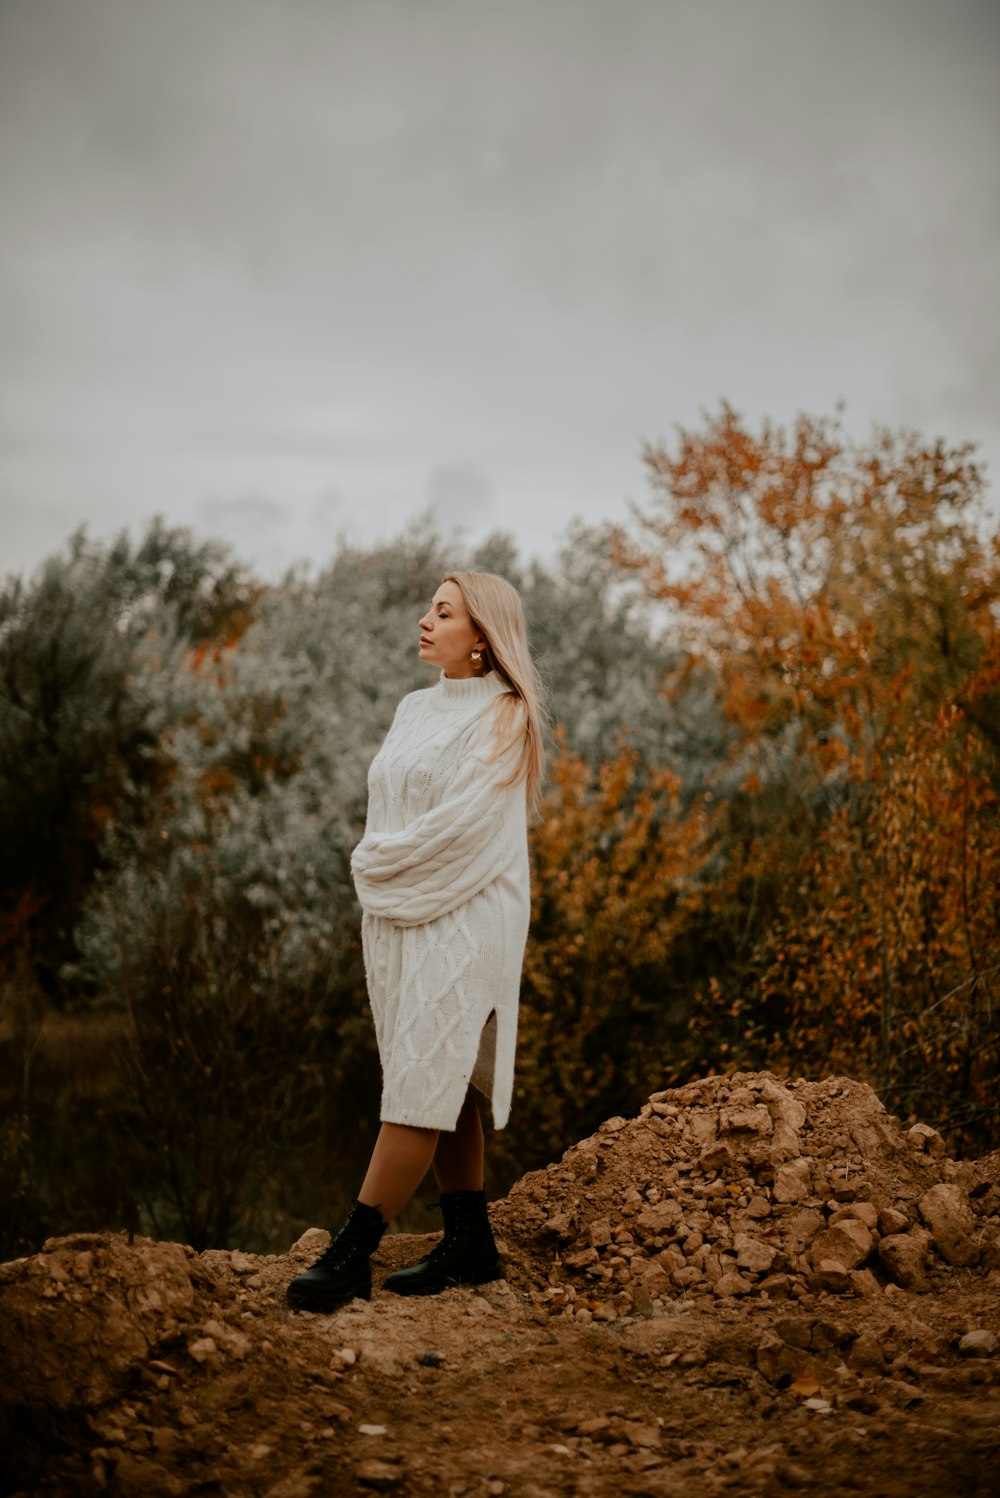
[500,730,712,1169]
[761,711,1000,1135]
[613,403,1000,1149]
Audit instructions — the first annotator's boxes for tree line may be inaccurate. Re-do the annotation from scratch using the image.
[1,402,996,1256]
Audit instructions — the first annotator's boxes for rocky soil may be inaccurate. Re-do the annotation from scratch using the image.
[2,1071,999,1497]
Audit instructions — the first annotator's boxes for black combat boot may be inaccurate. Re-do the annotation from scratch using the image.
[383,1188,501,1296]
[286,1199,387,1312]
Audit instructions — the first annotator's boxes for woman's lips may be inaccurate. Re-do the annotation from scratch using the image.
[419,637,431,646]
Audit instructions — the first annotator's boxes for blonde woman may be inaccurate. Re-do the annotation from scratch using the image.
[287,570,546,1311]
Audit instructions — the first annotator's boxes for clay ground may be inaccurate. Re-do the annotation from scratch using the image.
[3,1071,999,1497]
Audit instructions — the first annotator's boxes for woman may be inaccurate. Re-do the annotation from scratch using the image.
[287,569,546,1312]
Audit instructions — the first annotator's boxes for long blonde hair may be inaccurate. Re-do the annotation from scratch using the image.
[444,570,548,815]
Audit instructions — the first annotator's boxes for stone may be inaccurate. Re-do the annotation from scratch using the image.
[773,1317,812,1350]
[201,1319,251,1360]
[291,1228,330,1255]
[756,1332,815,1385]
[635,1201,683,1234]
[671,1264,702,1289]
[699,1142,734,1170]
[760,1077,808,1132]
[734,1234,777,1274]
[656,1245,687,1275]
[958,1329,997,1358]
[917,1183,978,1267]
[810,1219,873,1273]
[814,1261,851,1294]
[833,1201,878,1231]
[355,1458,404,1490]
[542,1212,576,1242]
[780,1208,825,1252]
[714,1270,752,1298]
[878,1230,931,1292]
[746,1196,771,1219]
[773,1159,813,1204]
[849,1269,881,1298]
[849,1328,886,1372]
[770,1121,802,1161]
[641,1265,673,1300]
[588,1218,613,1248]
[879,1208,909,1236]
[630,1281,654,1318]
[907,1123,946,1157]
[719,1104,773,1136]
[688,1113,718,1147]
[758,1273,792,1300]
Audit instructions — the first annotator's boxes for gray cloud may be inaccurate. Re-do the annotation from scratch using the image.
[1,0,997,580]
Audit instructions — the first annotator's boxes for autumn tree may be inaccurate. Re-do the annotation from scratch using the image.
[491,730,712,1181]
[613,402,1000,1149]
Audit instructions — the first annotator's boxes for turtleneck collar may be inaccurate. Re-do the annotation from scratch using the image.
[436,669,506,701]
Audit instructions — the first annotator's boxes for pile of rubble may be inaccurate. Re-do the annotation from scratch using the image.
[493,1072,1000,1319]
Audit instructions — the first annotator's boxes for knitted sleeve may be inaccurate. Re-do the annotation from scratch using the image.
[350,703,527,928]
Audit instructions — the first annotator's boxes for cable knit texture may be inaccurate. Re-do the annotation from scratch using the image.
[350,669,530,1130]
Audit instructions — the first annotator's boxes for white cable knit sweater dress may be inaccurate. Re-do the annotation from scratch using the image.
[350,669,530,1131]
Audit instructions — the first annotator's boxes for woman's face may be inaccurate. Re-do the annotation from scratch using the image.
[418,580,485,678]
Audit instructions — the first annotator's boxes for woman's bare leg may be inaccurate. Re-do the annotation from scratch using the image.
[358,1122,439,1222]
[432,1087,485,1192]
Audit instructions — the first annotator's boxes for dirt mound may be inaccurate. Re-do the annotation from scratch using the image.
[492,1071,1000,1313]
[2,1072,998,1497]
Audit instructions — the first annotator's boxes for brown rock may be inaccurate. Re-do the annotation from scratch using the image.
[958,1329,997,1358]
[780,1208,825,1252]
[635,1200,683,1234]
[756,1332,814,1385]
[265,1465,323,1498]
[760,1076,808,1131]
[758,1273,792,1300]
[907,1122,946,1157]
[587,1218,613,1248]
[719,1104,773,1136]
[814,1261,851,1294]
[770,1121,802,1161]
[564,1247,599,1270]
[630,1281,654,1318]
[355,1459,404,1491]
[542,1212,576,1242]
[734,1234,777,1274]
[773,1159,813,1204]
[849,1328,886,1373]
[918,1183,978,1267]
[699,1142,734,1170]
[688,1113,718,1147]
[832,1201,878,1231]
[878,1229,931,1291]
[880,1207,909,1235]
[849,1269,881,1298]
[714,1269,752,1297]
[671,1264,702,1289]
[810,1219,873,1273]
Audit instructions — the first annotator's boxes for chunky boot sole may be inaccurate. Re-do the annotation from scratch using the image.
[286,1267,372,1312]
[384,1253,502,1297]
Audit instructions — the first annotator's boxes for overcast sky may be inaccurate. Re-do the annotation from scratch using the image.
[1,0,998,582]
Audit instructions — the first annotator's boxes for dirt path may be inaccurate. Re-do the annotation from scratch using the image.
[3,1071,999,1496]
